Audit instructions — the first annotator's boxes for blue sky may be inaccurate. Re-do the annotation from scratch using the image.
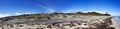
[0,0,120,17]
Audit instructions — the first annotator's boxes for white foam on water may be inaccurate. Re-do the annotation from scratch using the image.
[115,16,120,26]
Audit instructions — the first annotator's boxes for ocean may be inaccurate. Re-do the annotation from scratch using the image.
[115,16,120,25]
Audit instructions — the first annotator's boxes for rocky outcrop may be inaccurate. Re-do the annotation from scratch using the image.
[0,12,110,22]
[0,16,114,29]
[0,12,112,29]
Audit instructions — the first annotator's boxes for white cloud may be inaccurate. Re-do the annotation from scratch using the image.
[0,14,10,18]
[15,12,32,15]
[33,2,55,13]
[45,8,55,13]
[0,12,33,18]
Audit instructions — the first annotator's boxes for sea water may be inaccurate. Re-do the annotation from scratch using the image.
[115,16,120,26]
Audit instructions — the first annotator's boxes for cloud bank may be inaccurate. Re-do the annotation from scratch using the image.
[0,12,33,18]
[15,12,32,15]
[0,14,10,18]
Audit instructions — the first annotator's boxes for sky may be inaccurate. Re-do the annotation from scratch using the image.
[0,0,120,17]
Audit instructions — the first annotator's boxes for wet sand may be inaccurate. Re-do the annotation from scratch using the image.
[111,17,120,29]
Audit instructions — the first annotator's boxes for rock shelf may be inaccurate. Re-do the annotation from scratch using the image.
[0,16,115,29]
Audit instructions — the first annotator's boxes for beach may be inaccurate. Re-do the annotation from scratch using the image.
[0,16,115,29]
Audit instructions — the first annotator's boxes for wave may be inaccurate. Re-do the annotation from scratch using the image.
[115,16,120,25]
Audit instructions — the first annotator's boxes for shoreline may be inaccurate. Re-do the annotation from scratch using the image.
[111,17,120,29]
